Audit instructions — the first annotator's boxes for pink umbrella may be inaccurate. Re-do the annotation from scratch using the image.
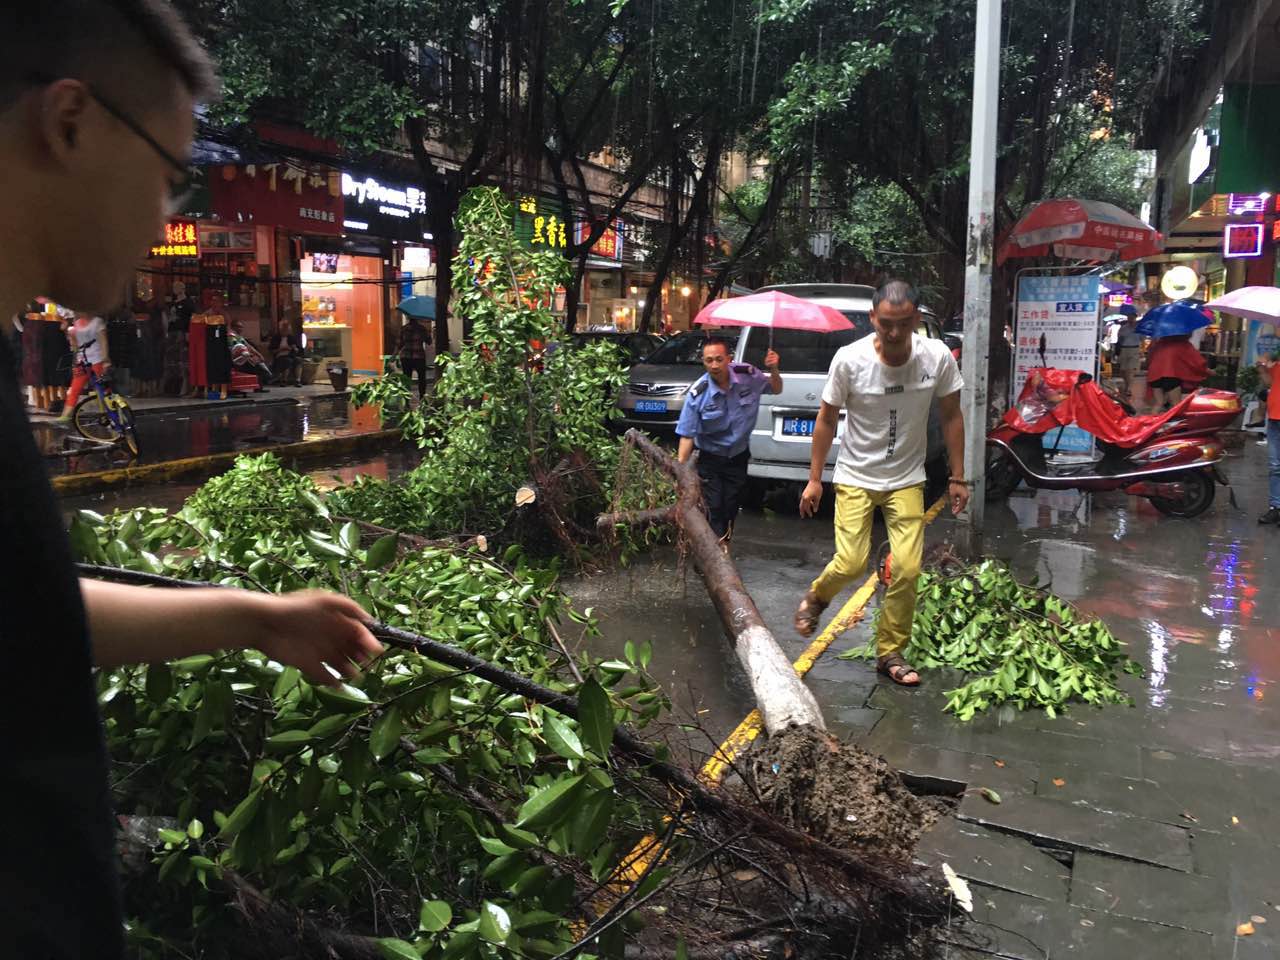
[693,291,853,347]
[1204,286,1280,323]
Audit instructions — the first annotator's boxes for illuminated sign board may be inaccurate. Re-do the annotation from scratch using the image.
[1227,193,1271,216]
[150,220,199,257]
[1224,223,1265,258]
[341,172,430,241]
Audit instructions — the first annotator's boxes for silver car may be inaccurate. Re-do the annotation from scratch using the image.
[615,330,740,431]
[742,284,946,485]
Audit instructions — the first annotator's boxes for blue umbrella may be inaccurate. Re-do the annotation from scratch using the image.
[396,295,436,320]
[1135,301,1211,339]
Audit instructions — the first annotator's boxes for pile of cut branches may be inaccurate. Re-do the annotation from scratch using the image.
[842,554,1143,721]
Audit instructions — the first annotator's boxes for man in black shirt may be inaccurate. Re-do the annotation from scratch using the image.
[0,4,383,957]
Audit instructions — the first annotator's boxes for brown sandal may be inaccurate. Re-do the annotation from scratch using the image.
[877,653,920,687]
[793,590,829,637]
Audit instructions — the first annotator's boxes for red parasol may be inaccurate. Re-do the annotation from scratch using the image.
[996,198,1163,265]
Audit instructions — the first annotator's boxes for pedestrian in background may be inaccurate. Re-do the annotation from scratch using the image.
[58,312,109,422]
[676,336,782,548]
[397,310,432,399]
[1112,303,1143,404]
[794,280,967,687]
[269,313,304,386]
[1256,354,1280,525]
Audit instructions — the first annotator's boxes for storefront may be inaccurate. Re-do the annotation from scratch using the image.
[576,219,632,329]
[325,169,437,374]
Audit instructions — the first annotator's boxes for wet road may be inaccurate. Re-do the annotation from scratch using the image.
[567,437,1280,959]
[36,394,386,476]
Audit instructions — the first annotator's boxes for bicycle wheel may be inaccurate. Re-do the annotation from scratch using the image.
[73,394,118,444]
[108,394,140,457]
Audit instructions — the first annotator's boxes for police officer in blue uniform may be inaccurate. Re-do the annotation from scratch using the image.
[677,336,782,543]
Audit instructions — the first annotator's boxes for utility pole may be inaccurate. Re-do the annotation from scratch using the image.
[959,0,1002,556]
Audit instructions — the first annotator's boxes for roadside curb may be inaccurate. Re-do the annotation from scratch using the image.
[51,428,404,497]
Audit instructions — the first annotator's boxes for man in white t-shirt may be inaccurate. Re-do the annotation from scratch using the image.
[793,281,968,686]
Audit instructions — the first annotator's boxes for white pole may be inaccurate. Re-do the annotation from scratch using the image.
[960,0,1002,556]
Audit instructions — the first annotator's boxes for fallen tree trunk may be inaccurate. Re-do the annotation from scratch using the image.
[598,430,825,736]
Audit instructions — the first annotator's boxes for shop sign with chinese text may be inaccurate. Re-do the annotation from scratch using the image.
[575,218,625,260]
[210,161,342,236]
[1013,274,1101,454]
[150,220,199,257]
[514,195,570,250]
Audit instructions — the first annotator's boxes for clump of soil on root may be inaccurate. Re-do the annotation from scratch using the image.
[742,726,942,860]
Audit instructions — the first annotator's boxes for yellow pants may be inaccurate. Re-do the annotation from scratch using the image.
[810,483,924,658]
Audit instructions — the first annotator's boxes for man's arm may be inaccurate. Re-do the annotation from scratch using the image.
[799,401,841,517]
[81,580,382,686]
[764,349,782,394]
[677,436,695,463]
[938,390,969,515]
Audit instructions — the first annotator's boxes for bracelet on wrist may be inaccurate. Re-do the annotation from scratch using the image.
[948,477,969,486]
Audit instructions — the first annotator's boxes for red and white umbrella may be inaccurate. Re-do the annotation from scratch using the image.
[996,198,1163,265]
[693,291,853,346]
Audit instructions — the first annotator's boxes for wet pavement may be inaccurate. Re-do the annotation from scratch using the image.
[35,393,387,476]
[566,436,1280,958]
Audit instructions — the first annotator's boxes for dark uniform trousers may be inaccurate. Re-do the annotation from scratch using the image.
[696,448,750,539]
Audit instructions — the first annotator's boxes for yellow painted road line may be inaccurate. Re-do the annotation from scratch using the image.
[616,495,950,882]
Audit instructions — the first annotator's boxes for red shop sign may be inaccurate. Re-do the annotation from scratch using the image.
[149,220,199,257]
[210,161,342,236]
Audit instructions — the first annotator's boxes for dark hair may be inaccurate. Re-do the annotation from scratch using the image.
[872,280,920,311]
[702,336,732,356]
[0,1,218,108]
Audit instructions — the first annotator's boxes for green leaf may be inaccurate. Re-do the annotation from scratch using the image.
[577,678,614,757]
[186,818,205,840]
[265,729,312,750]
[339,521,361,553]
[676,937,689,960]
[367,533,399,569]
[515,775,587,831]
[218,787,263,839]
[544,714,585,761]
[67,514,104,563]
[315,683,372,712]
[479,901,511,945]
[377,939,421,960]
[308,714,353,739]
[304,533,348,560]
[370,707,404,761]
[979,787,1002,805]
[478,836,518,856]
[419,899,453,933]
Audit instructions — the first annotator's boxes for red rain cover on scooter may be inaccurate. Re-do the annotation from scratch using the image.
[1004,368,1194,447]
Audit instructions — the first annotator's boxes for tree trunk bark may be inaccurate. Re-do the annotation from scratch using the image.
[601,431,826,735]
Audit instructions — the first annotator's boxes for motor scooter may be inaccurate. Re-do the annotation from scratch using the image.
[986,342,1239,518]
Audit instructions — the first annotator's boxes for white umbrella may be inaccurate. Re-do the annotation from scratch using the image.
[1204,286,1280,322]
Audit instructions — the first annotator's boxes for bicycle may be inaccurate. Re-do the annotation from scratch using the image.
[63,340,140,456]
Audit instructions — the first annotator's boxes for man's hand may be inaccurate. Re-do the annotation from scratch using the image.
[949,479,970,516]
[254,591,384,685]
[764,348,780,371]
[799,480,823,517]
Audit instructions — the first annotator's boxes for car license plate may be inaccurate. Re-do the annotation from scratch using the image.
[635,399,667,413]
[782,417,816,437]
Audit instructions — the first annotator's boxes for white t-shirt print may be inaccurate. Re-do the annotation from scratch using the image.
[821,332,963,491]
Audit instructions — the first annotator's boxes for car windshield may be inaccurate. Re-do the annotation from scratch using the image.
[643,331,738,365]
[740,312,870,373]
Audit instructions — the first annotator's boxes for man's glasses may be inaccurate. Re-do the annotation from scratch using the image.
[25,75,194,212]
